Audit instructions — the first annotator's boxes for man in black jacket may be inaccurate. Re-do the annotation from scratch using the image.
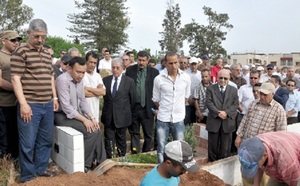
[125,51,159,153]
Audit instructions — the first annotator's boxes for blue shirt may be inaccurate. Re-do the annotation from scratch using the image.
[140,165,180,186]
[285,90,300,117]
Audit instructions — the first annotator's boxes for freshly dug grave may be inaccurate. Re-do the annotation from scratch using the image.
[14,167,227,186]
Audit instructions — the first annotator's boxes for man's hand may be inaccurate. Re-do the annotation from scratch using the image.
[218,111,227,120]
[83,118,100,133]
[197,110,203,122]
[235,136,242,148]
[53,100,59,111]
[20,103,32,123]
[91,118,100,131]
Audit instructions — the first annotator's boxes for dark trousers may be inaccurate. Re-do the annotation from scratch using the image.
[104,118,127,158]
[128,104,154,153]
[0,106,18,158]
[208,127,232,162]
[184,105,196,125]
[231,113,243,153]
[287,117,298,125]
[54,112,106,168]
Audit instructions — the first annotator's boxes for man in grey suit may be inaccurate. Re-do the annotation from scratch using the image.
[206,69,238,162]
[101,58,136,158]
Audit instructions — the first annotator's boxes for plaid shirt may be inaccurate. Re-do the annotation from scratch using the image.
[258,131,300,186]
[193,81,212,116]
[236,99,287,139]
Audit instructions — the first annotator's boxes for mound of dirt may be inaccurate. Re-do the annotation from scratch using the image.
[14,167,226,186]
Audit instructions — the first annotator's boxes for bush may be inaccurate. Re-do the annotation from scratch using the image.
[184,125,198,151]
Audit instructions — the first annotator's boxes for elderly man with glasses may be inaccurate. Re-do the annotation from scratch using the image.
[206,69,239,162]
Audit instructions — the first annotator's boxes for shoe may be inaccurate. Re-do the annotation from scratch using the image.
[84,167,92,173]
[40,170,58,177]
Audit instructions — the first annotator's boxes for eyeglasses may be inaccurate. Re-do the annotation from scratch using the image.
[219,77,229,80]
[168,62,178,65]
[180,62,187,64]
[239,155,257,169]
[287,84,295,87]
[250,77,258,79]
[267,68,273,70]
[32,35,47,39]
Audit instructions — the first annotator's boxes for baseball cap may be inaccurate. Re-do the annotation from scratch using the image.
[61,54,73,64]
[238,137,265,179]
[201,55,209,60]
[164,140,200,173]
[0,30,22,40]
[189,57,199,64]
[258,82,275,94]
[242,65,250,70]
[257,66,264,71]
[266,64,274,69]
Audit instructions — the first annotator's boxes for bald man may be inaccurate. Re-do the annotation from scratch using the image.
[206,69,239,162]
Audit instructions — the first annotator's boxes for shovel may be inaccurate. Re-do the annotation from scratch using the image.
[93,159,157,176]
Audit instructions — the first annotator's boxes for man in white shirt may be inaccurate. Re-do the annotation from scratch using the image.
[83,51,106,122]
[260,64,276,83]
[98,49,112,78]
[152,51,191,163]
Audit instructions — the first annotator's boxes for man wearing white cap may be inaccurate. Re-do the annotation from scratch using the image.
[238,131,300,186]
[140,140,200,186]
[241,65,250,85]
[0,30,22,159]
[184,57,202,125]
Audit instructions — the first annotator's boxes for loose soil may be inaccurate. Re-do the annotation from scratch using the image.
[13,166,227,186]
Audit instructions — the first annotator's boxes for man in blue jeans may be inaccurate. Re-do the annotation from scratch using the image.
[11,19,59,182]
[152,51,191,163]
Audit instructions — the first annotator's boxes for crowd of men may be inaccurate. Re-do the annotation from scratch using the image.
[1,18,300,185]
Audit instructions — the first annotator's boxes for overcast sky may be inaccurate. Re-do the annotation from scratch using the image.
[23,0,300,55]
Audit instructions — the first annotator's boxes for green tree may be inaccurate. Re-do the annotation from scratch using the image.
[182,6,233,63]
[67,0,130,53]
[159,0,183,53]
[0,0,34,31]
[45,36,85,58]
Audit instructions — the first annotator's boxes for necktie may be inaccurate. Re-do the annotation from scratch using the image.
[220,86,225,100]
[112,77,118,98]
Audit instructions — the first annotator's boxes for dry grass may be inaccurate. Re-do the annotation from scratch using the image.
[0,155,16,186]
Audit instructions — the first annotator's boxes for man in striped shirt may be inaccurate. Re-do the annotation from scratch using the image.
[238,131,300,186]
[11,19,59,182]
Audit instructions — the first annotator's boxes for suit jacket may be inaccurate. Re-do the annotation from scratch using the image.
[125,65,159,118]
[101,75,136,128]
[53,65,63,80]
[206,83,238,133]
[274,86,289,108]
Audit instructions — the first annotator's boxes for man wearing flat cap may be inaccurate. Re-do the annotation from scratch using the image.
[140,140,200,186]
[238,131,300,186]
[0,30,22,159]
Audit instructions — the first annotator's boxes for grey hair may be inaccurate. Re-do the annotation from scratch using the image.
[230,63,242,69]
[111,58,124,67]
[68,47,79,54]
[28,19,47,33]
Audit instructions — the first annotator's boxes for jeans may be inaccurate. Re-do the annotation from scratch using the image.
[156,120,184,163]
[18,102,54,182]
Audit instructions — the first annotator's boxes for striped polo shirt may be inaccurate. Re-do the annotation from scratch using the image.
[10,43,54,103]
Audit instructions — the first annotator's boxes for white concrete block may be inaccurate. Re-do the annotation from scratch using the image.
[51,126,84,174]
[200,124,208,140]
[287,123,300,133]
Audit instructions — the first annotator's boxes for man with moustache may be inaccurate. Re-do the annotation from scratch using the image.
[11,19,59,182]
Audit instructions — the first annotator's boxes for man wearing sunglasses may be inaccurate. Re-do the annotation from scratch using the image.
[260,64,277,83]
[238,131,300,186]
[206,69,238,162]
[0,30,22,159]
[285,79,300,124]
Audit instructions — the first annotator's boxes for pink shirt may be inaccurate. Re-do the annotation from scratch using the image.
[257,131,300,186]
[210,65,221,83]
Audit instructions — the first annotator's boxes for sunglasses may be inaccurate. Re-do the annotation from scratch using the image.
[287,84,295,87]
[250,77,258,79]
[7,38,20,43]
[219,77,229,80]
[252,89,259,93]
[267,68,273,70]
